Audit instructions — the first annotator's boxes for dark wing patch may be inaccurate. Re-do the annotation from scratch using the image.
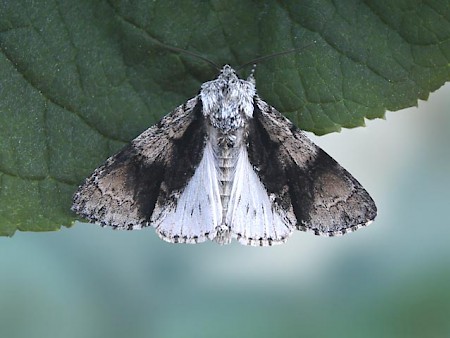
[247,97,377,236]
[246,106,291,212]
[72,97,207,229]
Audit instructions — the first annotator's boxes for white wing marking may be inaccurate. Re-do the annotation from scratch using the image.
[226,147,294,246]
[152,142,222,243]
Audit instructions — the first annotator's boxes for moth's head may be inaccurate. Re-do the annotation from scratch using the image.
[200,65,256,99]
[218,65,256,85]
[218,65,239,82]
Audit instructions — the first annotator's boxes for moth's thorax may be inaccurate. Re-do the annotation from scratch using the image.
[200,65,256,132]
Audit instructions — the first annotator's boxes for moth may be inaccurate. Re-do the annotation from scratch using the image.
[72,65,377,246]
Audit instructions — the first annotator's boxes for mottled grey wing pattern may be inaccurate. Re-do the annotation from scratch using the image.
[72,97,207,229]
[247,97,377,236]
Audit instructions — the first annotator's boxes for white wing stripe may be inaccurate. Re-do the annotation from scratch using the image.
[152,142,222,242]
[226,147,294,244]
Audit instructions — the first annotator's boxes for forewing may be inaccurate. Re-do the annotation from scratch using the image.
[72,97,207,230]
[248,97,377,236]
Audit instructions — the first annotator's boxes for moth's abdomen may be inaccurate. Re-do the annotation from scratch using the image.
[207,125,242,225]
[217,144,236,225]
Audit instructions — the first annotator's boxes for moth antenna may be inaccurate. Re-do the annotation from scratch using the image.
[237,41,317,71]
[159,44,220,71]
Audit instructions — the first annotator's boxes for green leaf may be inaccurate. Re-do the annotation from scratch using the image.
[0,0,449,236]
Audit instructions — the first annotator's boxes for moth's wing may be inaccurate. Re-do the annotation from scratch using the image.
[247,97,377,236]
[151,141,222,243]
[225,145,294,246]
[72,97,220,242]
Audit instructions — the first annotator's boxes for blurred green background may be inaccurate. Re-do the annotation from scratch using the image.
[1,83,449,338]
